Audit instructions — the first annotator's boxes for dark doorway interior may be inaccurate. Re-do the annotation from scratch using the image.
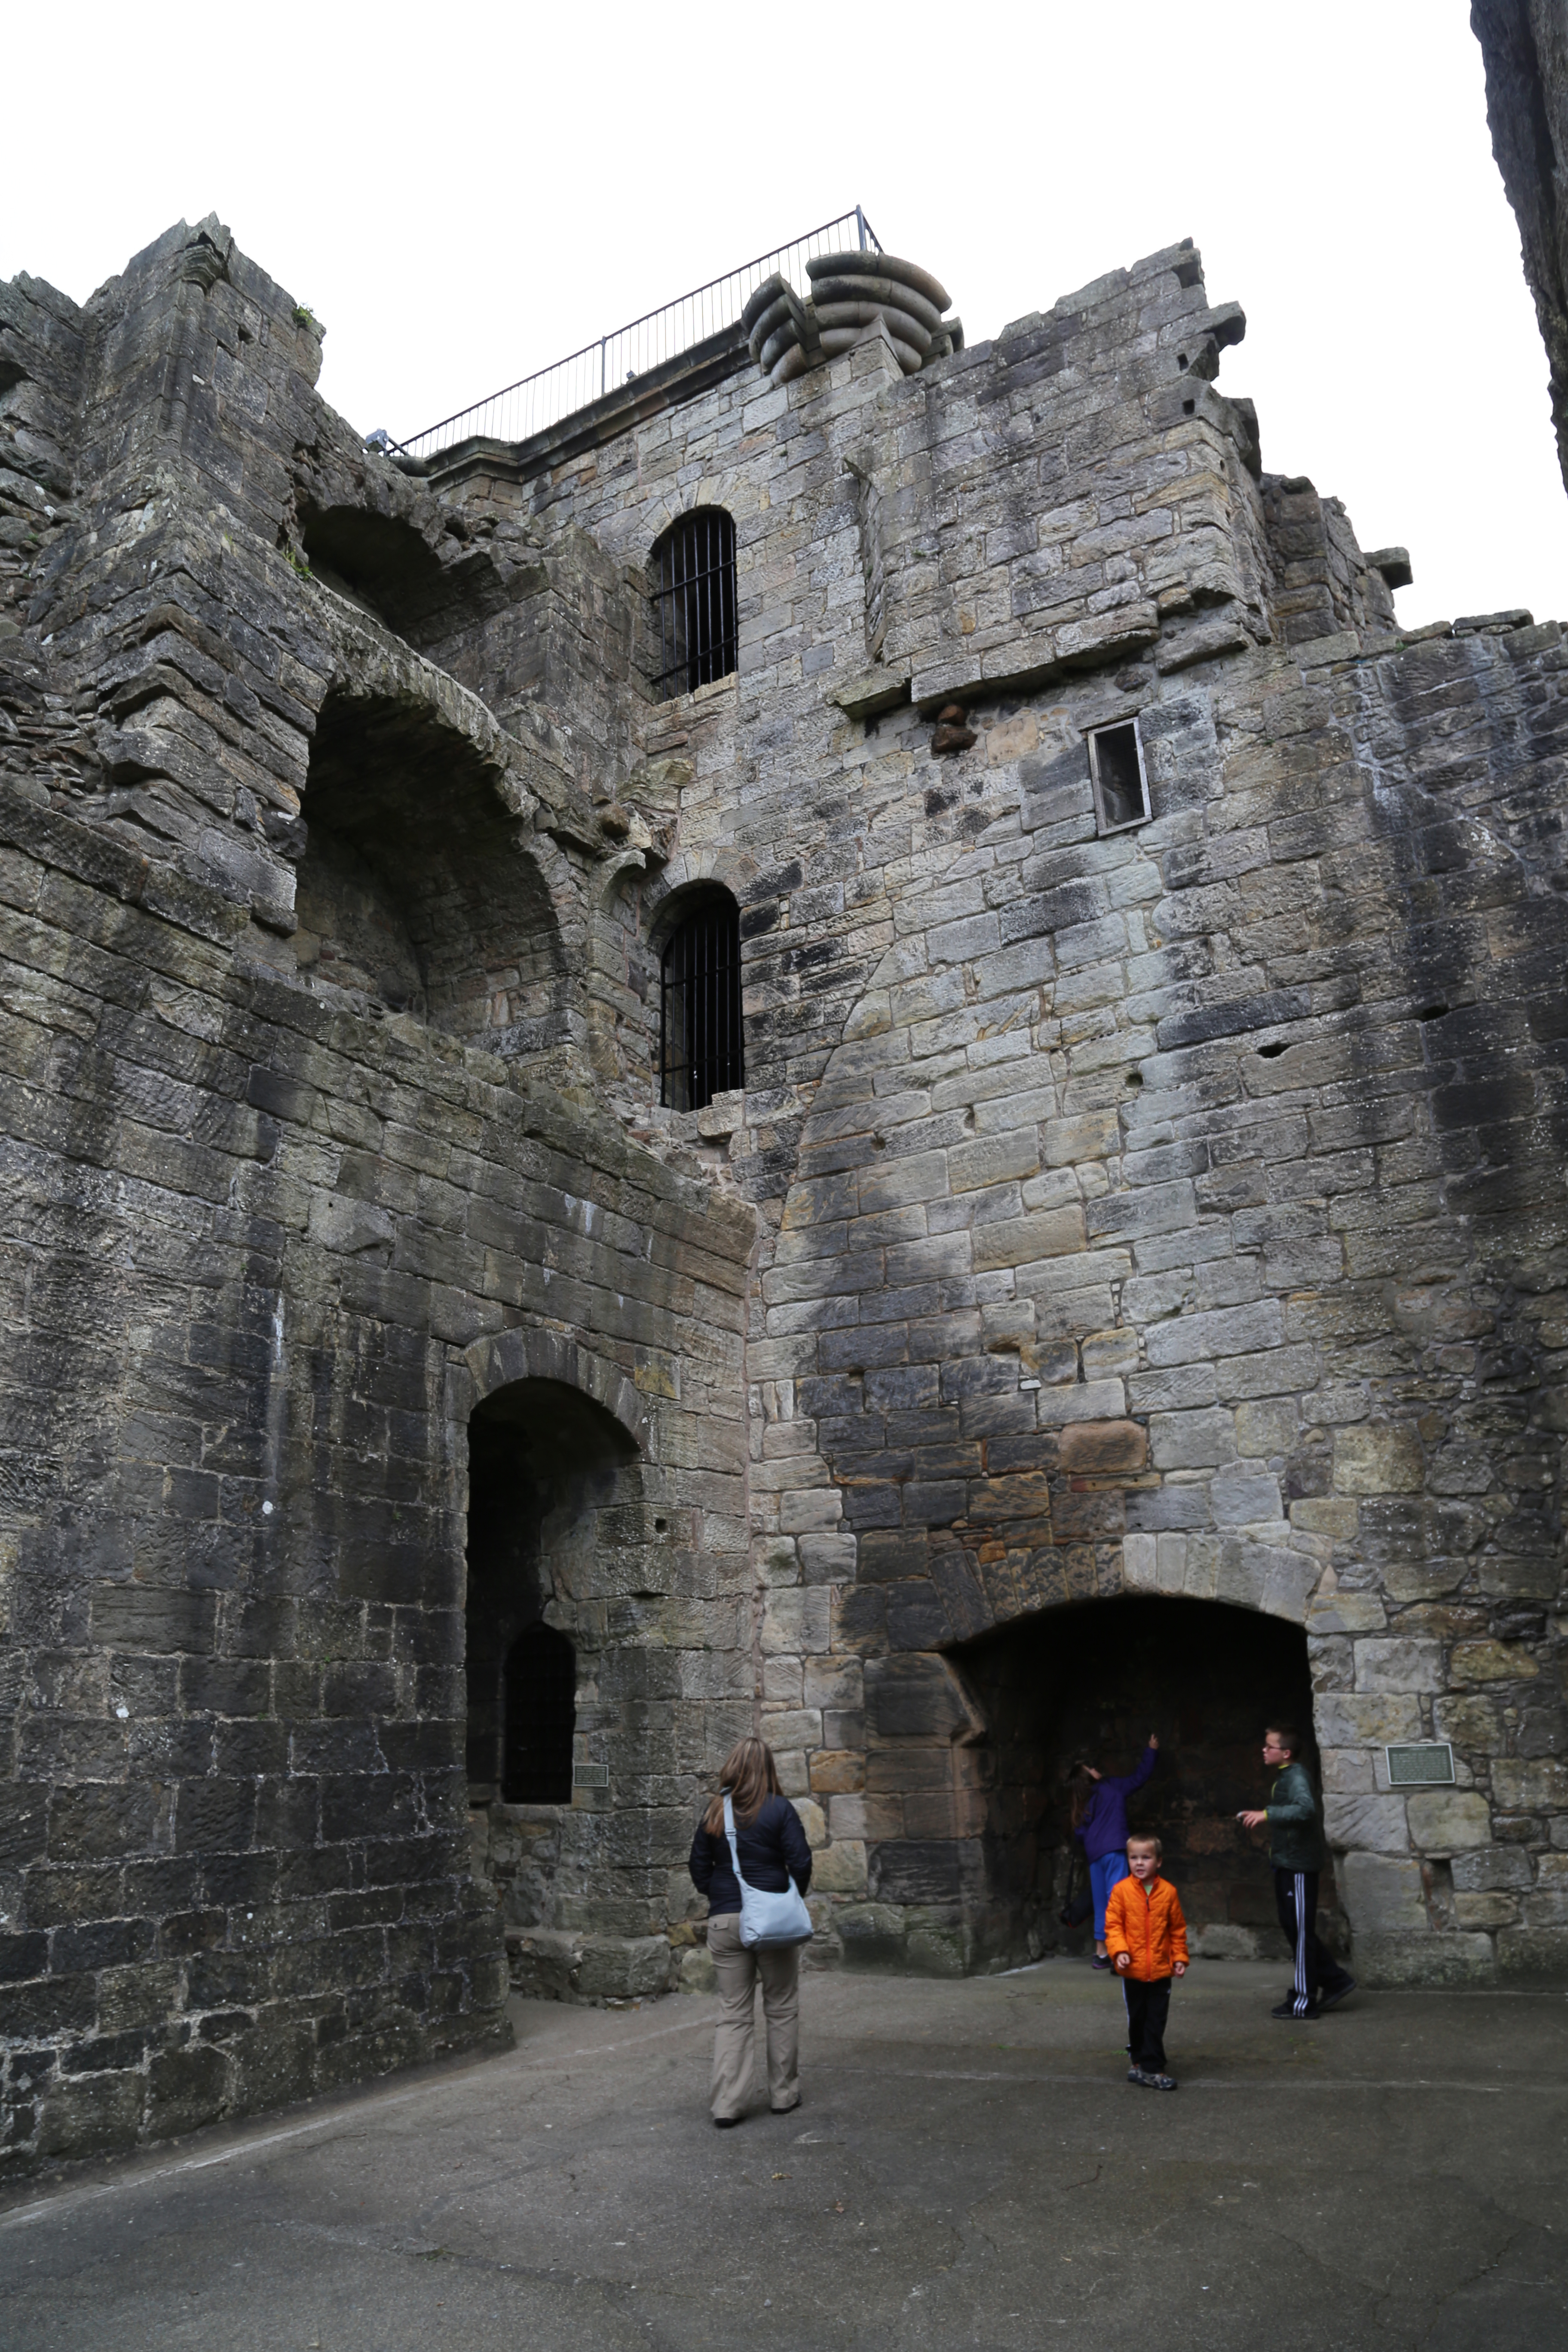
[953,1596,1325,1961]
[464,1378,636,1804]
[503,1623,576,1803]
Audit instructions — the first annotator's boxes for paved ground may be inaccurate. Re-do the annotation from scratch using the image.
[3,1959,1566,2351]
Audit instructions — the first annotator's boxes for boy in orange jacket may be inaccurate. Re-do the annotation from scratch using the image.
[1105,1833,1189,2091]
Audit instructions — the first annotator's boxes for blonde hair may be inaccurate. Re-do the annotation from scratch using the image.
[1127,1833,1163,1860]
[702,1736,781,1836]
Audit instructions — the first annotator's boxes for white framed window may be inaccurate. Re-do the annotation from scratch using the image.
[1087,718,1152,835]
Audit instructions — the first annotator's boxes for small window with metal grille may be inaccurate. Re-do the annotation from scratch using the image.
[1087,718,1152,835]
[651,508,737,702]
[660,893,743,1112]
[502,1622,576,1804]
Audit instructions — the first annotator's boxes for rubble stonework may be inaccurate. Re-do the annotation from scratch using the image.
[0,211,1565,2173]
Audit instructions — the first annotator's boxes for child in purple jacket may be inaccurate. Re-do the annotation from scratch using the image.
[1069,1735,1159,1969]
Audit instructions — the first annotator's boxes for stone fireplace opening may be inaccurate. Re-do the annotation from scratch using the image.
[952,1596,1329,1964]
[294,687,564,1045]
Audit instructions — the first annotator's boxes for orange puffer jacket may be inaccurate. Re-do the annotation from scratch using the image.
[1105,1873,1190,1981]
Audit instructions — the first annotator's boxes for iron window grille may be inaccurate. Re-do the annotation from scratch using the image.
[502,1622,576,1804]
[660,895,743,1112]
[652,509,737,701]
[1087,718,1152,835]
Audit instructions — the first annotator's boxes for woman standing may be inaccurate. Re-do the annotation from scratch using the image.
[1069,1733,1159,1969]
[689,1736,813,2127]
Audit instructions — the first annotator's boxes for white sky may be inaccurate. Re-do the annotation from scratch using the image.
[5,0,1562,631]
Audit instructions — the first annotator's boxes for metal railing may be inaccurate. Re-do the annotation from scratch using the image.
[389,208,881,463]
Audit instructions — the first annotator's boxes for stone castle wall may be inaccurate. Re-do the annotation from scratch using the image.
[0,210,1564,2171]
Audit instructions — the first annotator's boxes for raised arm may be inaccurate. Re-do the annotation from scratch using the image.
[1107,1738,1159,1797]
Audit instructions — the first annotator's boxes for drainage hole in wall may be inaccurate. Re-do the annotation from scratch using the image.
[655,1518,667,1532]
[1182,398,1196,414]
[1177,353,1188,371]
[1125,1070,1143,1086]
[1256,1040,1290,1059]
[1415,1002,1450,1022]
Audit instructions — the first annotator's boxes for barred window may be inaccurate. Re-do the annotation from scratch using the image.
[660,893,743,1112]
[502,1622,576,1804]
[652,508,737,701]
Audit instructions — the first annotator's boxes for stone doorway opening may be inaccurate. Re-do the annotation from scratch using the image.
[463,1376,638,1810]
[953,1595,1329,1966]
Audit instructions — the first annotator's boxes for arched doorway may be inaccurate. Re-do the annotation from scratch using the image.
[949,1596,1332,1965]
[463,1377,638,1807]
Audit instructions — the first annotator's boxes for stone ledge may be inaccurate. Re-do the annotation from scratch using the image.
[505,1926,675,2005]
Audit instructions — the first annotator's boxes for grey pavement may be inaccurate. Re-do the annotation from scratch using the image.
[3,1960,1565,2352]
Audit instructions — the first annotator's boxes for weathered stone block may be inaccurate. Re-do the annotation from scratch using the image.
[1449,1640,1540,1685]
[1325,1794,1409,1853]
[1338,1850,1427,1933]
[1057,1419,1147,1474]
[1406,1790,1491,1853]
[1333,1426,1423,1495]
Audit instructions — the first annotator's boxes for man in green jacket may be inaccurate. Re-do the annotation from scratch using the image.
[1239,1724,1356,2019]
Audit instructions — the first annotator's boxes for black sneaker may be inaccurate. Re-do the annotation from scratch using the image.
[1271,1999,1319,2020]
[1148,2074,1178,2091]
[1127,2065,1148,2085]
[1318,1977,1357,2013]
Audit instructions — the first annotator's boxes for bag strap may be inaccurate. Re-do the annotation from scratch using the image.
[722,1792,749,1890]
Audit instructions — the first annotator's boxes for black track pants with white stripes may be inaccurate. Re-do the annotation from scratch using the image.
[1274,1868,1352,2015]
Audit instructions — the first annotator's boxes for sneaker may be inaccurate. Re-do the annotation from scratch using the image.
[1127,2065,1147,2085]
[1271,1999,1320,2020]
[1091,1955,1113,1972]
[1149,2074,1178,2091]
[1318,1976,1357,2014]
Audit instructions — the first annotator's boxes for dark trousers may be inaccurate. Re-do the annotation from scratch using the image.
[1274,1868,1352,2016]
[1123,1974,1172,2073]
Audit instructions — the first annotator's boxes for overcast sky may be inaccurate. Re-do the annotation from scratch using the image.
[6,1,1561,631]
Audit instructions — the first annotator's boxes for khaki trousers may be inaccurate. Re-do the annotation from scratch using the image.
[707,1911,801,2119]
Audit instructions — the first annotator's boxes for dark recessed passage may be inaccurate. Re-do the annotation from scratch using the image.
[652,508,737,701]
[503,1623,576,1804]
[661,893,744,1112]
[1256,1039,1290,1059]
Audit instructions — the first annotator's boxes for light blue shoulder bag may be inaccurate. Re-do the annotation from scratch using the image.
[723,1794,814,1949]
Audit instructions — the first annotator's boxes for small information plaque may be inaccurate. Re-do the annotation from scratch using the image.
[1385,1742,1455,1788]
[573,1762,609,1789]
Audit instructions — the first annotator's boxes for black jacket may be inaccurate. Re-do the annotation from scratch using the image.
[689,1794,813,1915]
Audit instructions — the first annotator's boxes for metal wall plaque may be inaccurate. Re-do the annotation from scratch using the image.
[1385,1742,1455,1788]
[573,1762,609,1789]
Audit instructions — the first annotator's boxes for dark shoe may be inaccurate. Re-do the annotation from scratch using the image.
[1091,1955,1112,1972]
[1127,2066,1147,2085]
[1149,2074,1178,2092]
[1318,1976,1357,2013]
[771,2098,800,2114]
[1271,1999,1319,2020]
[713,2114,744,2128]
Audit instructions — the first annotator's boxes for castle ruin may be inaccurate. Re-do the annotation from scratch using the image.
[0,205,1564,2173]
